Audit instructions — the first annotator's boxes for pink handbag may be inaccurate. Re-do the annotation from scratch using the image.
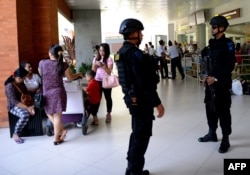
[102,74,119,89]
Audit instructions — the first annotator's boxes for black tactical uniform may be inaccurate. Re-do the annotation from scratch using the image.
[117,19,162,175]
[198,16,235,154]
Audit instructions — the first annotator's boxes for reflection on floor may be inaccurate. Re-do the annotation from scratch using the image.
[0,77,250,175]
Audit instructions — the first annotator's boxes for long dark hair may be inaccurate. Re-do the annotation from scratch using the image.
[20,61,29,69]
[235,43,241,52]
[49,44,64,76]
[100,43,110,64]
[4,67,28,85]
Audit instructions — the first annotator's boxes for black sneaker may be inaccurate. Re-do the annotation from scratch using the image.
[198,133,218,142]
[218,141,230,153]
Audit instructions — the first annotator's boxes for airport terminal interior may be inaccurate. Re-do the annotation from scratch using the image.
[1,0,250,175]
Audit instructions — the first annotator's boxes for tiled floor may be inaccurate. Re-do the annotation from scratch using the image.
[0,77,250,175]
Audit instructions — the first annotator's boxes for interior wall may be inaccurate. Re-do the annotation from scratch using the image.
[0,0,19,127]
[0,0,69,128]
[73,10,102,67]
[168,23,175,43]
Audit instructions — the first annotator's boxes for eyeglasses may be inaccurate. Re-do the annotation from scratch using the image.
[211,25,218,29]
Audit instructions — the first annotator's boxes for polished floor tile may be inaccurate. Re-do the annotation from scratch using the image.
[0,77,250,175]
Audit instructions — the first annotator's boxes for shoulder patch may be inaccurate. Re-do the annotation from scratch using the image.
[134,50,143,59]
[227,42,234,52]
[114,54,120,62]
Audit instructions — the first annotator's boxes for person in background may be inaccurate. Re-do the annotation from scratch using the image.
[38,44,83,145]
[4,67,35,144]
[198,16,235,153]
[83,70,101,125]
[167,40,185,80]
[92,43,113,123]
[20,61,41,96]
[117,18,165,175]
[144,43,149,54]
[177,43,184,59]
[148,41,152,48]
[187,44,201,77]
[93,45,100,57]
[148,44,157,56]
[157,40,169,79]
[235,42,243,73]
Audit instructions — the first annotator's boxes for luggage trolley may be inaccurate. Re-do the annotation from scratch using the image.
[46,78,89,136]
[81,90,90,135]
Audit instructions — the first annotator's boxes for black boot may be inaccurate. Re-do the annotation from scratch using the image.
[125,169,150,175]
[198,130,218,142]
[218,136,230,153]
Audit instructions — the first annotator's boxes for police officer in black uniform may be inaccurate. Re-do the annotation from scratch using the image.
[116,18,165,175]
[198,16,235,153]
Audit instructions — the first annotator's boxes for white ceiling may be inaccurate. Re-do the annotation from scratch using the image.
[63,0,249,36]
[64,0,232,23]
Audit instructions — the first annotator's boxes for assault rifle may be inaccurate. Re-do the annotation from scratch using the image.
[201,45,216,112]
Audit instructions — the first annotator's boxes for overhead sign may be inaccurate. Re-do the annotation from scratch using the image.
[219,8,241,20]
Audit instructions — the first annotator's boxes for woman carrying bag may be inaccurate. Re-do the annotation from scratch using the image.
[4,67,35,144]
[92,43,114,123]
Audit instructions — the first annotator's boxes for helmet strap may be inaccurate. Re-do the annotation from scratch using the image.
[213,26,225,37]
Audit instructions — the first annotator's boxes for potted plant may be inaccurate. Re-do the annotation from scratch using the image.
[78,62,92,76]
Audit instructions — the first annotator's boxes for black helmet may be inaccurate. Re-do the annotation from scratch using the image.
[210,15,229,29]
[119,18,144,34]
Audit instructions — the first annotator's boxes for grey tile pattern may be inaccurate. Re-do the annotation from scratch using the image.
[0,78,249,175]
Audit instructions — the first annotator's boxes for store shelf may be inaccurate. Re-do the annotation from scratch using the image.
[183,54,203,84]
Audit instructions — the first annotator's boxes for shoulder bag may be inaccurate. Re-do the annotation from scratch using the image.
[34,64,44,109]
[102,73,119,89]
[13,83,34,106]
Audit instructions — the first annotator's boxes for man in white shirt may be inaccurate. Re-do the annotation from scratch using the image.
[157,40,169,79]
[167,40,185,80]
[149,45,157,56]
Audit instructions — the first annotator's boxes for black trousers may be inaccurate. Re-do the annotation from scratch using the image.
[159,57,168,78]
[205,85,232,136]
[126,108,153,174]
[170,57,185,79]
[98,81,113,113]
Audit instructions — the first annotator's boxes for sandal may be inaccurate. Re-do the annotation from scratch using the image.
[91,121,99,125]
[14,138,24,144]
[54,140,63,145]
[59,129,67,142]
[105,114,111,123]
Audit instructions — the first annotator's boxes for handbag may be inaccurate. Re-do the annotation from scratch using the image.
[102,74,119,89]
[13,83,34,106]
[231,79,242,95]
